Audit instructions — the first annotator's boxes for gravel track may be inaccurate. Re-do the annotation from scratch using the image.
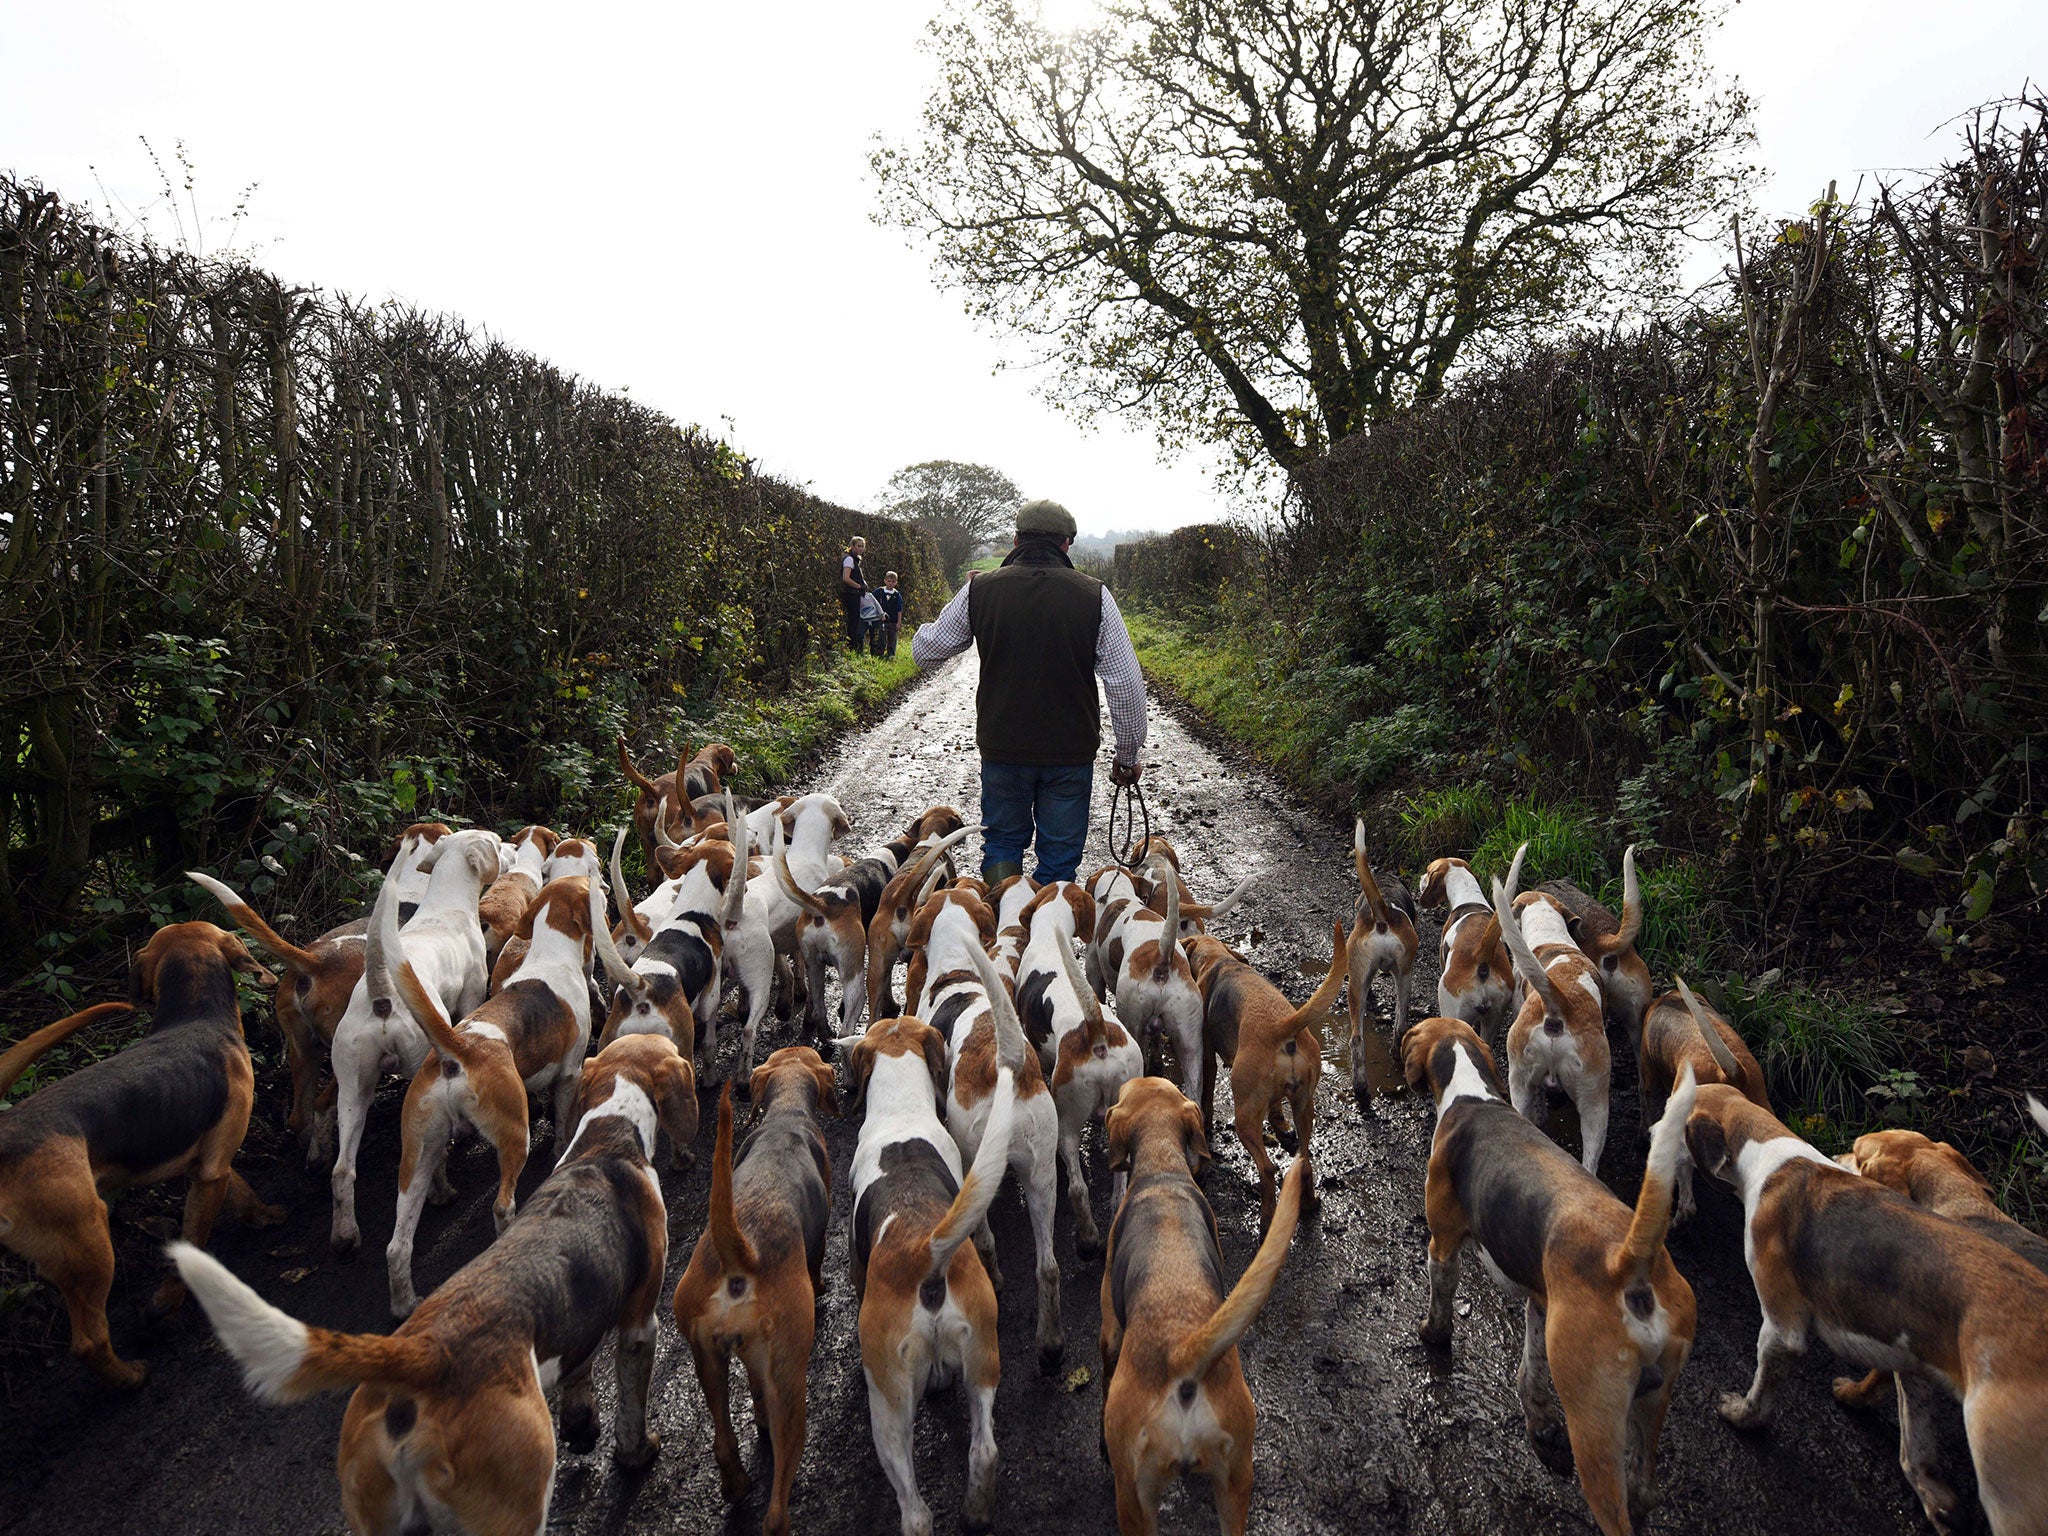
[0,653,1952,1535]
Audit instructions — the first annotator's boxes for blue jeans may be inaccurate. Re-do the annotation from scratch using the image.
[979,760,1094,882]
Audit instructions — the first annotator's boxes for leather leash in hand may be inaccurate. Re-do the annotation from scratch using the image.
[1104,770,1152,870]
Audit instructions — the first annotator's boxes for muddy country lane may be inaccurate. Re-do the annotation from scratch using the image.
[0,653,1946,1536]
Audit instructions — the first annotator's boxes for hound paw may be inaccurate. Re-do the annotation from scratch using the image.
[1074,1232,1104,1263]
[613,1430,661,1470]
[1528,1419,1574,1475]
[247,1199,289,1229]
[560,1405,599,1455]
[1418,1317,1452,1350]
[1716,1392,1769,1431]
[146,1277,188,1318]
[1832,1371,1888,1408]
[717,1456,752,1502]
[89,1353,149,1391]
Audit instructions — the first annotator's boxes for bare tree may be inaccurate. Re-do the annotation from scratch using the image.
[877,0,1753,473]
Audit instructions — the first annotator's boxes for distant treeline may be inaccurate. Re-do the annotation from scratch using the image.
[1117,98,2047,933]
[0,176,942,972]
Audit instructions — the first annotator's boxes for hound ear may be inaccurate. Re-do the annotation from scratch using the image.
[748,1060,775,1105]
[1686,1111,1731,1181]
[1105,1101,1134,1174]
[1469,1033,1501,1087]
[1180,1099,1211,1178]
[129,940,164,1008]
[530,827,560,857]
[843,1039,875,1114]
[1401,1032,1434,1094]
[515,898,540,942]
[216,931,277,988]
[919,1024,950,1105]
[1934,1141,1992,1193]
[810,1058,841,1116]
[661,1058,700,1150]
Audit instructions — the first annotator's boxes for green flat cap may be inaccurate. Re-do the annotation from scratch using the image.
[1016,498,1077,537]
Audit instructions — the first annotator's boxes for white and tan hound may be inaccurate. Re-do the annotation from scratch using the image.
[381,873,602,1317]
[174,1034,672,1533]
[1406,1016,1698,1536]
[844,1015,1017,1536]
[1686,1086,2048,1535]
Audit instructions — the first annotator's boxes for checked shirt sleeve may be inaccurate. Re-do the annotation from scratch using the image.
[1095,587,1148,766]
[910,580,974,668]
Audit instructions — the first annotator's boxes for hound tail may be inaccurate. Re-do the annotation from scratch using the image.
[654,795,685,853]
[609,828,651,944]
[1051,925,1111,1054]
[707,1084,758,1274]
[597,833,652,996]
[773,849,830,917]
[169,1243,444,1402]
[966,936,1030,1071]
[1615,1064,1697,1281]
[1470,842,1524,985]
[1490,846,1563,1023]
[1614,844,1644,951]
[617,736,662,798]
[1674,976,1744,1080]
[2027,1094,2048,1138]
[0,1003,134,1098]
[1353,820,1390,926]
[1167,1159,1305,1382]
[363,855,407,1015]
[925,1068,1016,1293]
[722,790,750,931]
[1151,857,1181,979]
[1180,872,1258,924]
[186,870,324,974]
[1287,922,1350,1036]
[376,873,476,1072]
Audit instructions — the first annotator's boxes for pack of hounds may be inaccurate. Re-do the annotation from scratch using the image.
[2,735,2045,1536]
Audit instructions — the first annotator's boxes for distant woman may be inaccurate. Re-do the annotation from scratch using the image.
[839,536,868,650]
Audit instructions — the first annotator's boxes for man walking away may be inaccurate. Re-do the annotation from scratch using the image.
[873,571,905,657]
[911,499,1146,884]
[839,535,868,650]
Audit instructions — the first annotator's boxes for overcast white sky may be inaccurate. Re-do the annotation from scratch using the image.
[2,0,2041,535]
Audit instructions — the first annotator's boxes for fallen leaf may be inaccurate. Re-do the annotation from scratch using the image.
[279,1267,314,1285]
[1063,1366,1092,1394]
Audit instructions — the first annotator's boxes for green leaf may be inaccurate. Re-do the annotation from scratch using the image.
[1962,870,1995,923]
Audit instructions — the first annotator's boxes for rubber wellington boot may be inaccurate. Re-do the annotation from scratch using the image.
[982,859,1024,885]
